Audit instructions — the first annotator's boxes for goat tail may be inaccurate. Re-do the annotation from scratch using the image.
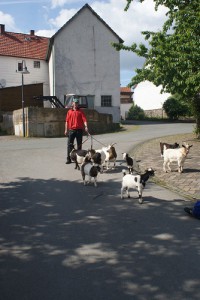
[122,169,127,176]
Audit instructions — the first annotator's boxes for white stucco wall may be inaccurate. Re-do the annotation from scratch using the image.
[120,103,133,119]
[52,7,121,123]
[0,56,49,95]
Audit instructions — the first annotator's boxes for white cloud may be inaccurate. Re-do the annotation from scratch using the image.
[35,29,56,37]
[49,8,77,28]
[91,0,168,45]
[0,11,17,31]
[134,81,170,110]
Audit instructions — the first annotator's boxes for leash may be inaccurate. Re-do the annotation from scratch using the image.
[89,135,107,147]
[82,134,107,148]
[81,136,89,145]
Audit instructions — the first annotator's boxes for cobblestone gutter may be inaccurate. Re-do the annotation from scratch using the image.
[130,133,200,201]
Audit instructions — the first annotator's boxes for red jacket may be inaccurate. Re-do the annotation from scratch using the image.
[66,108,87,130]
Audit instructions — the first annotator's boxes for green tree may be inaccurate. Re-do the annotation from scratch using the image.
[114,0,200,137]
[163,96,189,120]
[127,104,145,120]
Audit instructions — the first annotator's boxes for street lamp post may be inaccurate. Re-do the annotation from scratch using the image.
[21,72,25,137]
[18,60,30,137]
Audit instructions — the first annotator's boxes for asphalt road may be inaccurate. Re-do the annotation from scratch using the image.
[1,121,200,300]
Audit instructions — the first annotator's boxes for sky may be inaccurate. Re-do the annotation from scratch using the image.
[0,0,171,109]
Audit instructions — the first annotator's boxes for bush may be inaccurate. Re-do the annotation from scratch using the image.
[163,97,191,120]
[127,104,145,120]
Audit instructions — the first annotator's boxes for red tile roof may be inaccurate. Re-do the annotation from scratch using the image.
[0,29,49,60]
[120,87,132,93]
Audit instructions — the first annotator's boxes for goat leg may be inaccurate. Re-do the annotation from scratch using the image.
[121,187,124,199]
[126,187,130,198]
[94,177,97,187]
[138,195,143,204]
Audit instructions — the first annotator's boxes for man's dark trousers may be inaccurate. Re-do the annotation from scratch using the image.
[67,129,83,159]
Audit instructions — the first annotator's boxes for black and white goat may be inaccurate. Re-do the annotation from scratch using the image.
[80,155,102,187]
[96,143,117,170]
[122,153,134,173]
[122,152,140,174]
[70,148,89,170]
[160,141,179,157]
[121,168,155,204]
[163,142,193,173]
[89,151,103,172]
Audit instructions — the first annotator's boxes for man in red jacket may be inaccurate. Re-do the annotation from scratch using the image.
[64,98,89,164]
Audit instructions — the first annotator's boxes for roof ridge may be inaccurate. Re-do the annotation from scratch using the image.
[51,3,123,43]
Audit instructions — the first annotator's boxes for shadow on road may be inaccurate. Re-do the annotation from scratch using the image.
[1,176,200,300]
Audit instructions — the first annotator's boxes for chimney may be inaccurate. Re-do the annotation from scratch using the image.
[0,24,5,35]
[30,30,35,36]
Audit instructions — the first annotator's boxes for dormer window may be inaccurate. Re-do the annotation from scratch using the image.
[34,61,40,68]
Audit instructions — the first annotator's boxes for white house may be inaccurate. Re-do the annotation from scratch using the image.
[120,87,134,119]
[0,4,123,123]
[0,25,49,95]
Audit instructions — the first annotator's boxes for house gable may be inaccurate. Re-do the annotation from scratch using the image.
[47,3,123,60]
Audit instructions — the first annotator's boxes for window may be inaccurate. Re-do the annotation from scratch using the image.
[18,62,23,72]
[101,95,112,107]
[34,61,40,68]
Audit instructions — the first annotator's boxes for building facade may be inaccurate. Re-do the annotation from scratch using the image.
[0,4,123,123]
[120,87,134,119]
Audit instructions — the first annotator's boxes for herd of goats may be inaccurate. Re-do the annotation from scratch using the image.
[69,140,193,204]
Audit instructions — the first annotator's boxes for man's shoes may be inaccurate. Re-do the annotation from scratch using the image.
[65,158,71,164]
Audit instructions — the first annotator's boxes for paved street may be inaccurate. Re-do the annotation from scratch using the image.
[0,121,200,300]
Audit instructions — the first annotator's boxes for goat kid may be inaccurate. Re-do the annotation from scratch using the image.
[122,152,134,173]
[96,143,117,170]
[80,156,101,187]
[160,141,179,157]
[121,168,155,204]
[89,151,103,173]
[163,142,193,173]
[122,152,140,174]
[70,148,88,170]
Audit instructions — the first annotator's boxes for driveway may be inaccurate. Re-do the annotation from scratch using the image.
[1,121,200,300]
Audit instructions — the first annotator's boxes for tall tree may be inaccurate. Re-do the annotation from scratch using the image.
[114,0,200,137]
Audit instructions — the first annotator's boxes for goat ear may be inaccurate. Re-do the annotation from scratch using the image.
[189,145,193,148]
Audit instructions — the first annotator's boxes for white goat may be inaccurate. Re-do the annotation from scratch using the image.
[121,168,155,204]
[160,141,179,157]
[163,142,193,173]
[96,143,117,170]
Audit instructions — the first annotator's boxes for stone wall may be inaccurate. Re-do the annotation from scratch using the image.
[10,107,119,137]
[144,108,167,118]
